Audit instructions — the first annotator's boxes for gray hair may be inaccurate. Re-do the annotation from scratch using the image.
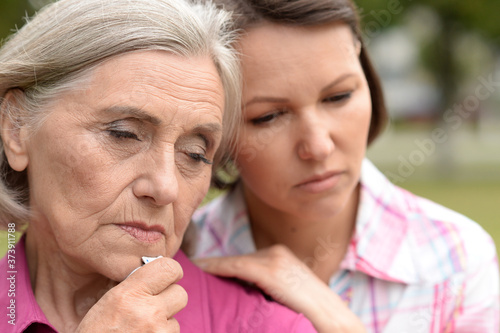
[0,0,241,226]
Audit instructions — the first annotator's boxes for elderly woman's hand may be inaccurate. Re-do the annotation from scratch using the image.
[194,245,366,333]
[76,257,187,333]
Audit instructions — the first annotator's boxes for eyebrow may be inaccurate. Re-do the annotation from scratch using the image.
[192,123,222,135]
[320,73,357,94]
[186,123,223,150]
[103,105,161,125]
[244,73,357,107]
[103,105,222,138]
[244,96,290,108]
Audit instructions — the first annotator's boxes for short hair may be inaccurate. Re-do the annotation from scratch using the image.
[0,0,241,226]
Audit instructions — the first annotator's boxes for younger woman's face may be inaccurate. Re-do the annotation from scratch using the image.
[236,23,372,220]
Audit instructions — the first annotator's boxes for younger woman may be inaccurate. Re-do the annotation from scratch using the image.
[191,0,499,332]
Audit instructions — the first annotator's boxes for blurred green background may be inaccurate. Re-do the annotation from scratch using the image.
[357,0,500,260]
[0,0,499,260]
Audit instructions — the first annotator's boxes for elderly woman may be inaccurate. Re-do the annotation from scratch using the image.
[0,0,316,332]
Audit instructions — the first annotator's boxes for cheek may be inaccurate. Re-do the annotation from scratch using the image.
[236,147,284,192]
[29,134,126,226]
[341,91,372,145]
[236,133,267,180]
[357,88,373,131]
[174,169,212,230]
[54,145,119,203]
[236,121,291,166]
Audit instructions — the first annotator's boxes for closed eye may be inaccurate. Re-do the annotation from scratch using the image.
[107,130,141,141]
[251,110,286,125]
[323,92,352,103]
[187,152,212,165]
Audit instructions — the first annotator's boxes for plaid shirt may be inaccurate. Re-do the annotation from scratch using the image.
[192,159,499,332]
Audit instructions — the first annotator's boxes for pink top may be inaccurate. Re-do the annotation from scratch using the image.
[0,236,315,332]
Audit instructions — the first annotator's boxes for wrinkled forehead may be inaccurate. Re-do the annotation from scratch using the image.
[37,50,225,141]
[93,51,224,105]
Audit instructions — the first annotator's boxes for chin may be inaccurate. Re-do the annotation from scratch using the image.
[90,252,144,282]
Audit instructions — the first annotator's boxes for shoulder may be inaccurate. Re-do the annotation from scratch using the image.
[192,191,227,229]
[175,251,315,332]
[360,159,497,283]
[407,191,497,279]
[202,275,315,332]
[192,186,243,229]
[191,185,255,258]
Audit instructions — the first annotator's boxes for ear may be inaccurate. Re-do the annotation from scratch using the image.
[1,89,30,172]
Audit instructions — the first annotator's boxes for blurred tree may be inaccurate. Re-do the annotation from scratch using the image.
[0,0,38,43]
[356,0,500,176]
[415,0,500,122]
[356,0,500,119]
[356,0,500,43]
[0,0,39,44]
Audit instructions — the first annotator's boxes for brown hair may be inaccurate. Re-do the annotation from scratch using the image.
[218,0,387,142]
[210,0,388,188]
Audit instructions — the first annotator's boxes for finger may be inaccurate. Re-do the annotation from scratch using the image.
[123,257,184,296]
[155,283,188,318]
[164,318,180,333]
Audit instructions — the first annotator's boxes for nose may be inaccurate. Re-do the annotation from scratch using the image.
[132,146,179,206]
[296,111,335,161]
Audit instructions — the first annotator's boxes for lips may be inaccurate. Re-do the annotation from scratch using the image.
[295,171,343,194]
[118,222,165,243]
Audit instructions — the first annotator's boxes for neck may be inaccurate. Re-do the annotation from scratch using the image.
[25,228,116,333]
[243,184,360,283]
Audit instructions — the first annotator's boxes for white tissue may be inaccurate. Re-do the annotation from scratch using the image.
[126,255,163,278]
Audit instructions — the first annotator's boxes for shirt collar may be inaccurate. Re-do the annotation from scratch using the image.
[339,159,418,283]
[341,159,467,284]
[201,183,258,256]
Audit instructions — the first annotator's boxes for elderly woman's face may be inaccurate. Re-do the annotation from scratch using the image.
[18,51,224,280]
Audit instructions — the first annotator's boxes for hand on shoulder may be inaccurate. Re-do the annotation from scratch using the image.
[194,245,366,333]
